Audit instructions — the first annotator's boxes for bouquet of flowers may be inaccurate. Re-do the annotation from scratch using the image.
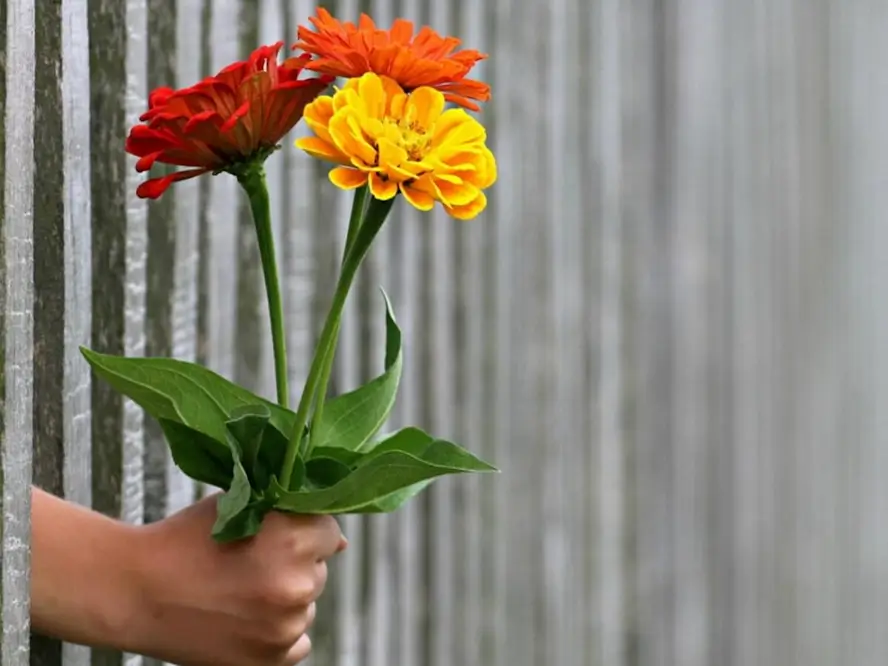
[81,9,498,541]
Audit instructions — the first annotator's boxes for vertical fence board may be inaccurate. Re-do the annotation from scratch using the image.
[426,1,456,663]
[833,7,888,665]
[205,0,239,383]
[166,0,203,512]
[142,0,180,526]
[1,0,36,663]
[669,3,723,665]
[88,0,148,664]
[29,1,71,662]
[452,1,488,664]
[488,0,515,662]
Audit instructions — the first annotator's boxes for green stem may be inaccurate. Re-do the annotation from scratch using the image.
[310,186,369,442]
[279,194,395,488]
[237,166,289,407]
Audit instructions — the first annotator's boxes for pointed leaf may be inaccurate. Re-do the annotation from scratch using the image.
[80,347,296,445]
[361,427,499,472]
[211,439,257,541]
[212,469,254,540]
[309,290,402,451]
[358,480,435,513]
[158,418,233,489]
[271,427,497,514]
[225,404,272,488]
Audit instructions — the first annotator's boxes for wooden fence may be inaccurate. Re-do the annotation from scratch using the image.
[4,1,888,665]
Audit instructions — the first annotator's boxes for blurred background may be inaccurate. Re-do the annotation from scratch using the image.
[3,0,888,665]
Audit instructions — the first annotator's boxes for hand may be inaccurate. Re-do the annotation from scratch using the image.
[127,494,347,666]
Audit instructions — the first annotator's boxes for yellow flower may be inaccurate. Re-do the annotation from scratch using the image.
[296,72,496,220]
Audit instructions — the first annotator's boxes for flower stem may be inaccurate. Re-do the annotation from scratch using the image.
[237,165,289,407]
[280,194,395,488]
[310,186,369,444]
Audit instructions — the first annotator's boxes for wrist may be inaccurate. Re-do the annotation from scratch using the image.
[90,520,155,651]
[30,489,152,651]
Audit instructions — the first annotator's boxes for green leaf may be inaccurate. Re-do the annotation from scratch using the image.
[158,419,233,490]
[304,457,352,489]
[212,438,261,542]
[307,446,363,467]
[211,501,268,543]
[80,346,297,445]
[358,480,435,513]
[361,427,499,472]
[225,405,270,485]
[309,290,402,451]
[271,427,497,514]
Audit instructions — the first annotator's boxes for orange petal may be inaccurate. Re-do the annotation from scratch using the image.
[401,183,435,211]
[445,192,487,220]
[330,167,369,190]
[295,136,351,165]
[369,172,398,200]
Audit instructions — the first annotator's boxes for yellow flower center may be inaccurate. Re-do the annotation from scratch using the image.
[384,115,431,163]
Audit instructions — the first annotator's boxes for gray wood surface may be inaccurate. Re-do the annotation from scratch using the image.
[5,1,888,665]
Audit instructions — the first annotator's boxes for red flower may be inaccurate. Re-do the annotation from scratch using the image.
[126,42,333,199]
[293,8,490,111]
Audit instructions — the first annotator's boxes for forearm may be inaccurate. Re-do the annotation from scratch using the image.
[30,486,144,649]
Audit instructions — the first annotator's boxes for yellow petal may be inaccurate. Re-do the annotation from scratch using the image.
[357,72,387,119]
[378,137,408,173]
[303,96,335,144]
[389,91,408,120]
[445,192,487,220]
[329,111,377,166]
[432,109,485,149]
[401,183,436,212]
[330,167,369,190]
[404,86,445,130]
[431,175,479,207]
[294,136,350,165]
[369,172,398,200]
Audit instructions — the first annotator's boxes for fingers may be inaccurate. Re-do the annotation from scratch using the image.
[305,601,317,629]
[284,633,312,664]
[311,515,345,560]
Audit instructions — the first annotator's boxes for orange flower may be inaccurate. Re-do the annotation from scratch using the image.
[126,42,333,199]
[293,8,490,112]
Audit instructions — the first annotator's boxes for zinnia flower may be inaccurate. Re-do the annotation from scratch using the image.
[126,42,333,199]
[296,72,496,220]
[293,8,490,112]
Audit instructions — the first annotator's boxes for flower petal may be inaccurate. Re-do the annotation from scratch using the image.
[330,167,369,190]
[136,168,210,199]
[369,172,398,200]
[401,182,435,211]
[295,136,351,165]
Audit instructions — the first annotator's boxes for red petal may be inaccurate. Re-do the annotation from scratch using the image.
[136,168,210,199]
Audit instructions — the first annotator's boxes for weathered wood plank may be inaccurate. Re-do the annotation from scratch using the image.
[488,0,516,662]
[30,1,95,664]
[88,0,148,664]
[142,0,181,527]
[204,0,240,384]
[451,1,488,663]
[426,1,457,663]
[1,1,36,663]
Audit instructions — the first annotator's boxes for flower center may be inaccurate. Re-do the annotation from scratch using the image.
[383,114,432,162]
